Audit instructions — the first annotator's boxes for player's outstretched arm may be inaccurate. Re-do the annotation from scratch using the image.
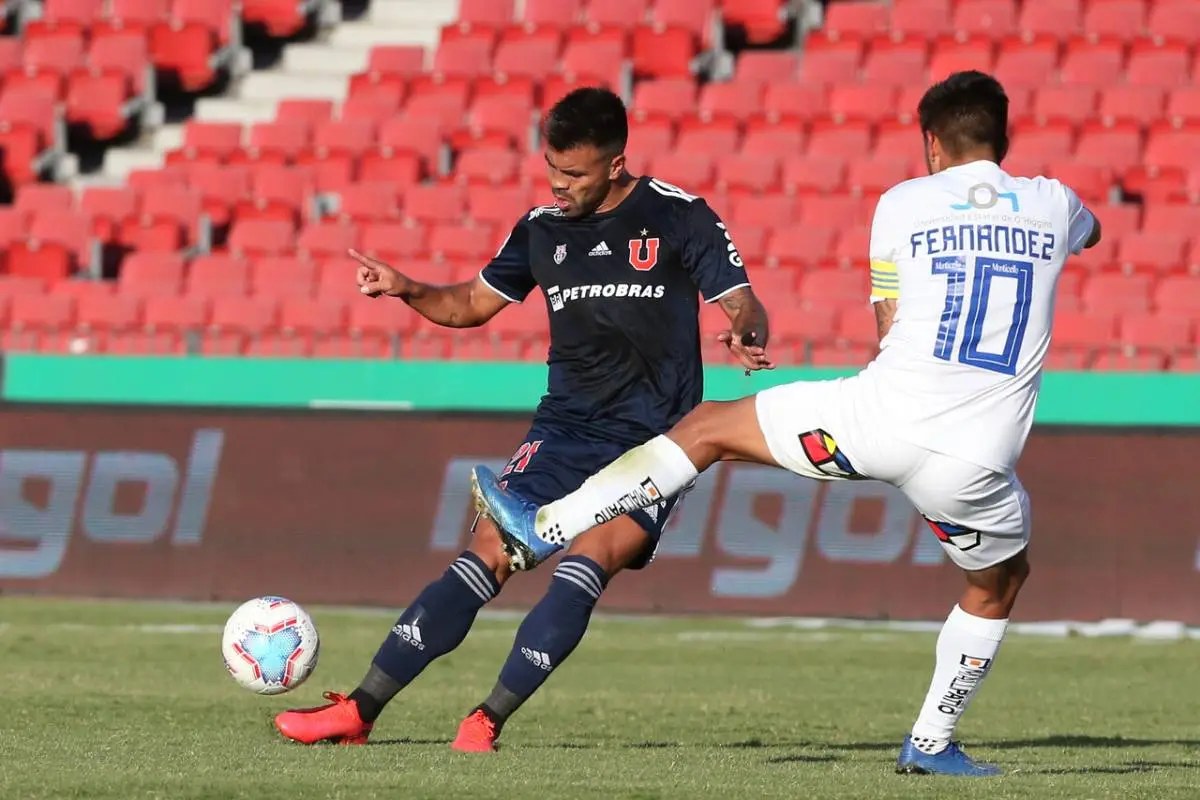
[350,249,508,329]
[715,286,774,371]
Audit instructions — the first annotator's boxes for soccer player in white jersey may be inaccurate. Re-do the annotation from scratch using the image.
[471,71,1103,777]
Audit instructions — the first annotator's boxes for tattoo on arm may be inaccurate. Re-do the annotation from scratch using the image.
[718,286,770,346]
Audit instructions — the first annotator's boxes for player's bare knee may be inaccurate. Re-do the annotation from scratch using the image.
[670,401,734,464]
[568,519,648,575]
[468,520,513,585]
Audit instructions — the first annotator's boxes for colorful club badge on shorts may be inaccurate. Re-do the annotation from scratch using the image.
[798,429,864,479]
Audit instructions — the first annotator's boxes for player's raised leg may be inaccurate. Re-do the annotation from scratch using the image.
[473,395,776,569]
[273,519,511,744]
[452,514,657,752]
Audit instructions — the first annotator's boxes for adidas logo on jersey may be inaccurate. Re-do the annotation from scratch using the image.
[391,622,425,650]
[521,647,553,671]
[589,241,612,256]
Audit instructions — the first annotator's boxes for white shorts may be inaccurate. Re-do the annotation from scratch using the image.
[754,376,1031,571]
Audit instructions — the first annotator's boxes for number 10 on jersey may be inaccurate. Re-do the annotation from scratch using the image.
[931,256,1033,377]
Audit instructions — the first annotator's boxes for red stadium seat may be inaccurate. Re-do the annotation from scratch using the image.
[735,51,800,85]
[1119,313,1194,352]
[241,0,312,38]
[98,0,171,36]
[927,36,994,83]
[1098,87,1165,126]
[1154,275,1200,316]
[721,0,790,43]
[559,38,626,86]
[1018,0,1082,39]
[279,297,345,333]
[250,257,317,298]
[457,0,516,28]
[337,182,402,223]
[1052,310,1114,349]
[781,155,845,194]
[360,222,429,261]
[1059,38,1125,86]
[952,0,1018,39]
[1116,232,1187,273]
[819,1,890,41]
[892,0,954,40]
[1082,0,1145,41]
[742,119,806,157]
[766,227,835,268]
[118,251,185,297]
[860,39,929,87]
[403,184,466,225]
[1082,273,1151,314]
[714,154,779,194]
[633,78,698,120]
[1033,86,1097,126]
[468,185,533,226]
[797,38,861,85]
[1146,1,1200,44]
[15,184,73,217]
[81,186,139,242]
[1091,350,1168,371]
[151,0,236,91]
[428,223,498,261]
[828,83,897,124]
[1125,40,1191,88]
[761,83,827,122]
[297,220,359,261]
[992,35,1059,88]
[806,120,872,160]
[228,219,295,259]
[1074,121,1142,172]
[24,0,102,37]
[455,148,520,185]
[523,0,582,28]
[631,25,695,79]
[651,0,716,41]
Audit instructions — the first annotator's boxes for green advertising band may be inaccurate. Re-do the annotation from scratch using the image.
[4,355,1198,427]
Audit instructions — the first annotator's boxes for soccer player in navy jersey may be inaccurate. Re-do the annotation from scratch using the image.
[273,87,771,752]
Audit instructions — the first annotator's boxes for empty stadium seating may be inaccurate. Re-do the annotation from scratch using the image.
[0,0,1195,370]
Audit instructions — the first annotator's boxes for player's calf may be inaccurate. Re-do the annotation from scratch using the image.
[454,524,646,749]
[902,549,1029,771]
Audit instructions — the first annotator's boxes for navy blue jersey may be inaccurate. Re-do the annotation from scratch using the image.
[479,176,750,446]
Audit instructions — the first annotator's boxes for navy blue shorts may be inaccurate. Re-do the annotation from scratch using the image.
[489,423,682,570]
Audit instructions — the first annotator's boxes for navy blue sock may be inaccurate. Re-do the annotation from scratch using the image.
[352,551,499,722]
[489,555,609,719]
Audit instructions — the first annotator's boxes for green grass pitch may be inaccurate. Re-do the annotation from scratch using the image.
[2,597,1198,799]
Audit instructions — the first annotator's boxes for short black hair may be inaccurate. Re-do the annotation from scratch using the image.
[917,70,1010,162]
[544,87,628,155]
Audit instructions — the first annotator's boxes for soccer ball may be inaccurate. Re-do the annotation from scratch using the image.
[221,596,320,695]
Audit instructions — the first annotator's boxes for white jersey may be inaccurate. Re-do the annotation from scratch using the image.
[862,160,1095,472]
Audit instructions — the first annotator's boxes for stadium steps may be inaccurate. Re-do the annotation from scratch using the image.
[89,0,450,184]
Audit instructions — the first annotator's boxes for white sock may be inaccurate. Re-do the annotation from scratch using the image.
[535,435,699,545]
[909,604,1008,755]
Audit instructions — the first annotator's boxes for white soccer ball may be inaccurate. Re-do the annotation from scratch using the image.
[221,596,320,695]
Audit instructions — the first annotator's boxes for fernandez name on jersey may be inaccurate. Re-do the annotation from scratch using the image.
[478,176,750,447]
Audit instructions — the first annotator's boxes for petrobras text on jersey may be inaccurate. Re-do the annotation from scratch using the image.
[429,458,948,600]
[0,429,224,579]
[545,282,666,312]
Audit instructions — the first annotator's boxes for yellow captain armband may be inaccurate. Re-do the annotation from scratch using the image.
[869,259,899,300]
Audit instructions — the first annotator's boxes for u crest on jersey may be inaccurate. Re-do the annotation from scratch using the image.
[628,233,660,271]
